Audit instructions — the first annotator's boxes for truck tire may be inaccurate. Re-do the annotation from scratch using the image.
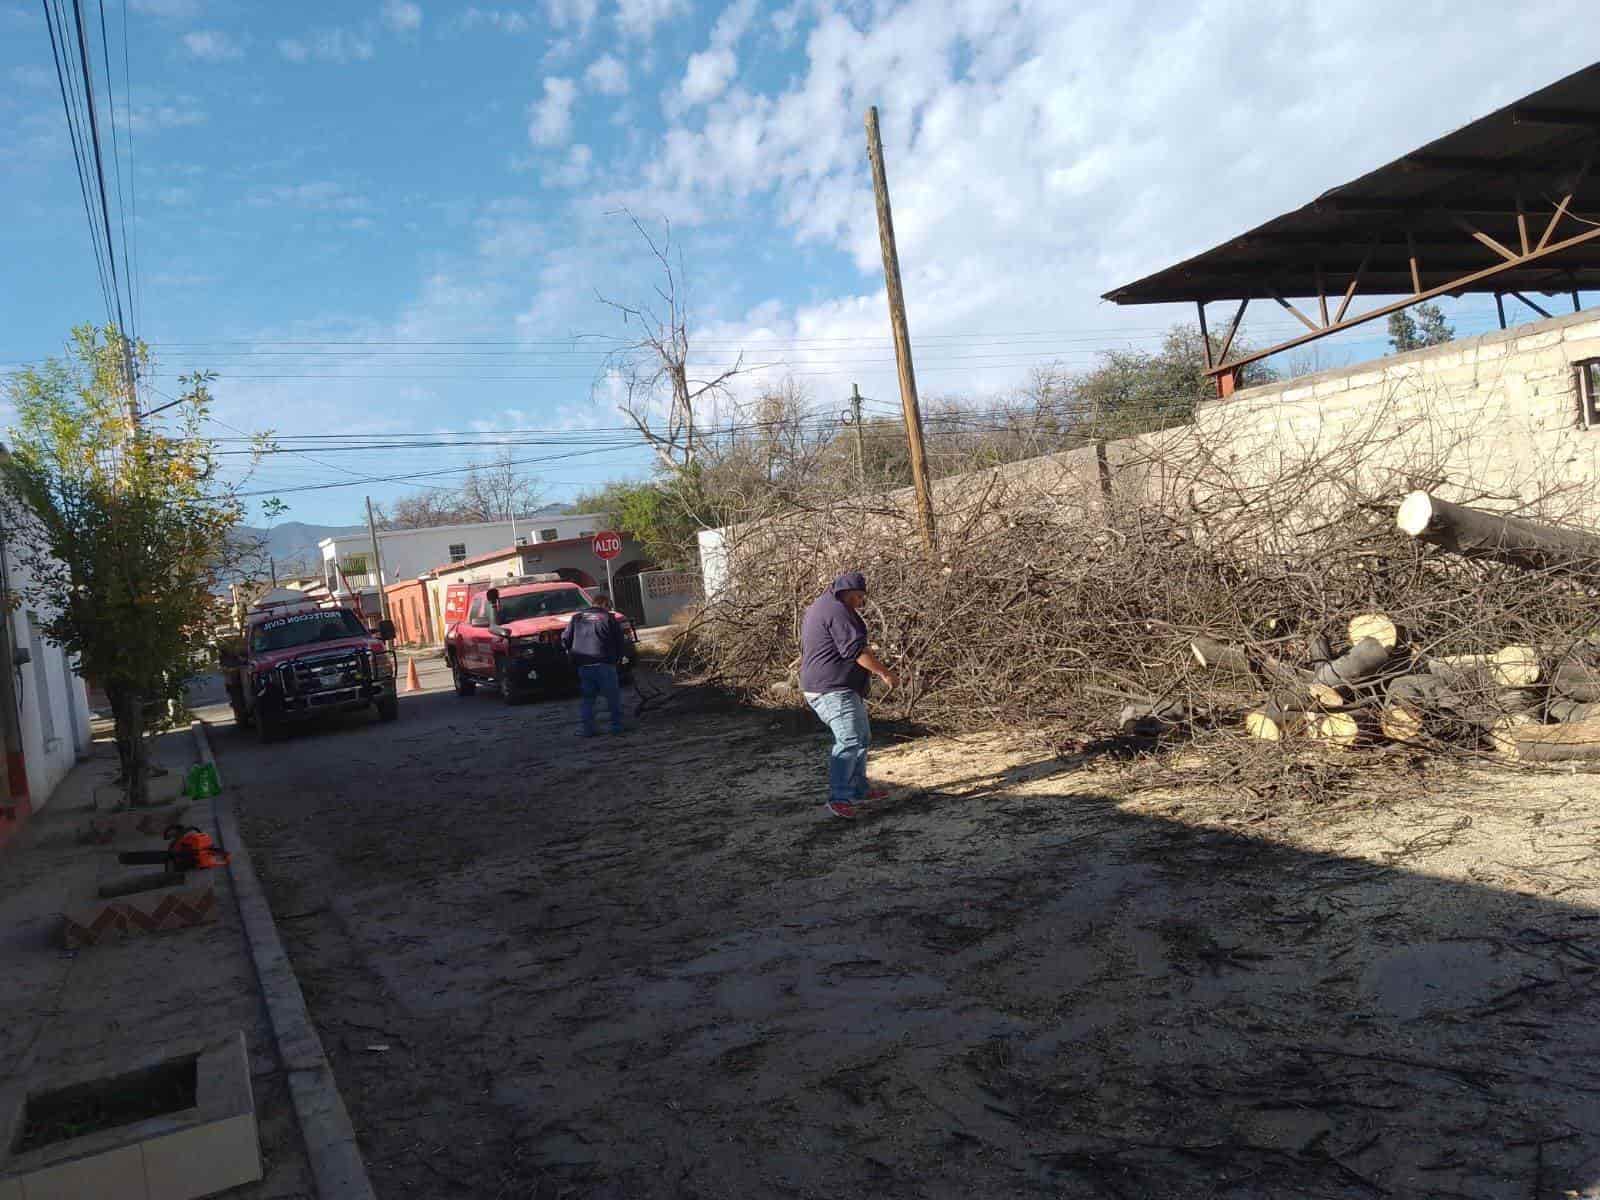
[232,703,253,729]
[450,657,476,697]
[495,659,526,705]
[256,711,282,744]
[376,695,399,722]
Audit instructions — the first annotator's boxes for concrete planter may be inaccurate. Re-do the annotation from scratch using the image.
[0,1032,261,1200]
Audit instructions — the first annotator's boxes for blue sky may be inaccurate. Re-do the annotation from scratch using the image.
[2,0,1596,525]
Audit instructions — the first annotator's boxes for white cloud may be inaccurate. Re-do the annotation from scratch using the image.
[460,7,532,33]
[678,47,736,107]
[671,0,754,110]
[614,0,683,38]
[543,0,597,34]
[708,0,756,46]
[278,28,376,63]
[583,53,628,96]
[599,0,1599,407]
[126,94,206,131]
[157,186,192,205]
[528,77,578,146]
[543,143,592,188]
[181,30,243,60]
[381,0,422,32]
[248,181,370,211]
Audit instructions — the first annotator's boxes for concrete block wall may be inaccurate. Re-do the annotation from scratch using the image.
[696,308,1600,594]
[1191,308,1600,518]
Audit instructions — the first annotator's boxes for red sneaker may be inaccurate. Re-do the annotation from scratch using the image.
[826,801,859,819]
[864,787,891,801]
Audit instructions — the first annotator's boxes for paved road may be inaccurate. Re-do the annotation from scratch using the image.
[210,661,1600,1200]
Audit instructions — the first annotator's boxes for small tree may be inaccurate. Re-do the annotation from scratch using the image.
[1387,301,1455,353]
[1,325,258,805]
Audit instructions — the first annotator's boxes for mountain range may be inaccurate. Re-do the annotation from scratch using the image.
[233,521,363,578]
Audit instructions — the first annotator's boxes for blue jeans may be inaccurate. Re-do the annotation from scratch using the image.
[805,690,869,804]
[578,664,623,734]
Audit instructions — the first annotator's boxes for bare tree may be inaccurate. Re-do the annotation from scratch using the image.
[457,456,543,522]
[597,211,750,473]
[375,454,542,529]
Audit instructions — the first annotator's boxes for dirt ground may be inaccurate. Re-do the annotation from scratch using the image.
[208,663,1600,1200]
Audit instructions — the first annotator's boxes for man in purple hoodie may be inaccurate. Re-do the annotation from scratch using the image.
[799,571,901,819]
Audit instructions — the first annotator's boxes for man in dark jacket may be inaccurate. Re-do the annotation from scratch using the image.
[562,591,627,736]
[799,571,900,819]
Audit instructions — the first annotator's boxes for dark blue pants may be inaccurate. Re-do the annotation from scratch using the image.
[578,663,623,734]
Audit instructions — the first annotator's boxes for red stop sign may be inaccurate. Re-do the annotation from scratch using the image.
[592,531,622,560]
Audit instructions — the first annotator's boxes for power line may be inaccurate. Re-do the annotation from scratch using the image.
[42,0,114,324]
[97,0,135,346]
[69,0,129,339]
[232,444,640,498]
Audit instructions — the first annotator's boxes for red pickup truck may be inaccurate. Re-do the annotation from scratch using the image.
[443,577,636,703]
[222,597,399,742]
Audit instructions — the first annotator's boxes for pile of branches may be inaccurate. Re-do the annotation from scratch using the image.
[690,402,1600,768]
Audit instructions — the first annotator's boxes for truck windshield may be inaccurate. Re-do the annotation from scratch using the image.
[252,610,368,653]
[497,589,588,622]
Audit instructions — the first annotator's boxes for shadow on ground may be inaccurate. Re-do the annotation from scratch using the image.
[215,673,1600,1200]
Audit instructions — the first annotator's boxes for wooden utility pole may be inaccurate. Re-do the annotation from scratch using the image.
[364,496,391,622]
[849,383,868,493]
[864,105,937,553]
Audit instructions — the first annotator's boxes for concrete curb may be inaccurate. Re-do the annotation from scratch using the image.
[192,720,378,1200]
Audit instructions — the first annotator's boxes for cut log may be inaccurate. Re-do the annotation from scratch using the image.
[1304,633,1334,666]
[1190,636,1251,675]
[1552,653,1600,702]
[1313,637,1391,689]
[1429,646,1542,689]
[1396,491,1600,570]
[1118,701,1188,737]
[1305,681,1349,709]
[1547,698,1600,723]
[1380,674,1452,743]
[1244,701,1306,742]
[1379,673,1534,742]
[1347,614,1403,650]
[1305,710,1370,748]
[1511,716,1600,762]
[1486,712,1538,758]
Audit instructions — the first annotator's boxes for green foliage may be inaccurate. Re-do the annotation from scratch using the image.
[1074,325,1277,438]
[1387,302,1455,354]
[1,324,256,802]
[575,472,716,568]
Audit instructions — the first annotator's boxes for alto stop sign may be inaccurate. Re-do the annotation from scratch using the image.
[592,531,623,560]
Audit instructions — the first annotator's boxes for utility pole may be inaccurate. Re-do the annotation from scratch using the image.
[864,105,937,554]
[364,496,391,623]
[849,383,868,493]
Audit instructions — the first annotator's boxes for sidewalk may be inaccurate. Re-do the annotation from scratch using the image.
[0,731,313,1198]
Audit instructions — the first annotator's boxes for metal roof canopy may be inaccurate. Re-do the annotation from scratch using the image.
[1103,63,1600,382]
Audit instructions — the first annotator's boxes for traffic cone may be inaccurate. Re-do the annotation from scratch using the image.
[404,658,421,693]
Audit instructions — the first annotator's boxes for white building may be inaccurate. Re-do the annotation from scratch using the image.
[0,524,93,835]
[319,513,611,605]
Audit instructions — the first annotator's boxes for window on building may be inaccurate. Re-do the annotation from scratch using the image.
[539,529,559,542]
[449,543,467,562]
[342,553,369,576]
[1579,359,1600,429]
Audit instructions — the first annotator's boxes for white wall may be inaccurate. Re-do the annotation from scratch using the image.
[638,571,702,627]
[2,543,92,811]
[320,513,615,587]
